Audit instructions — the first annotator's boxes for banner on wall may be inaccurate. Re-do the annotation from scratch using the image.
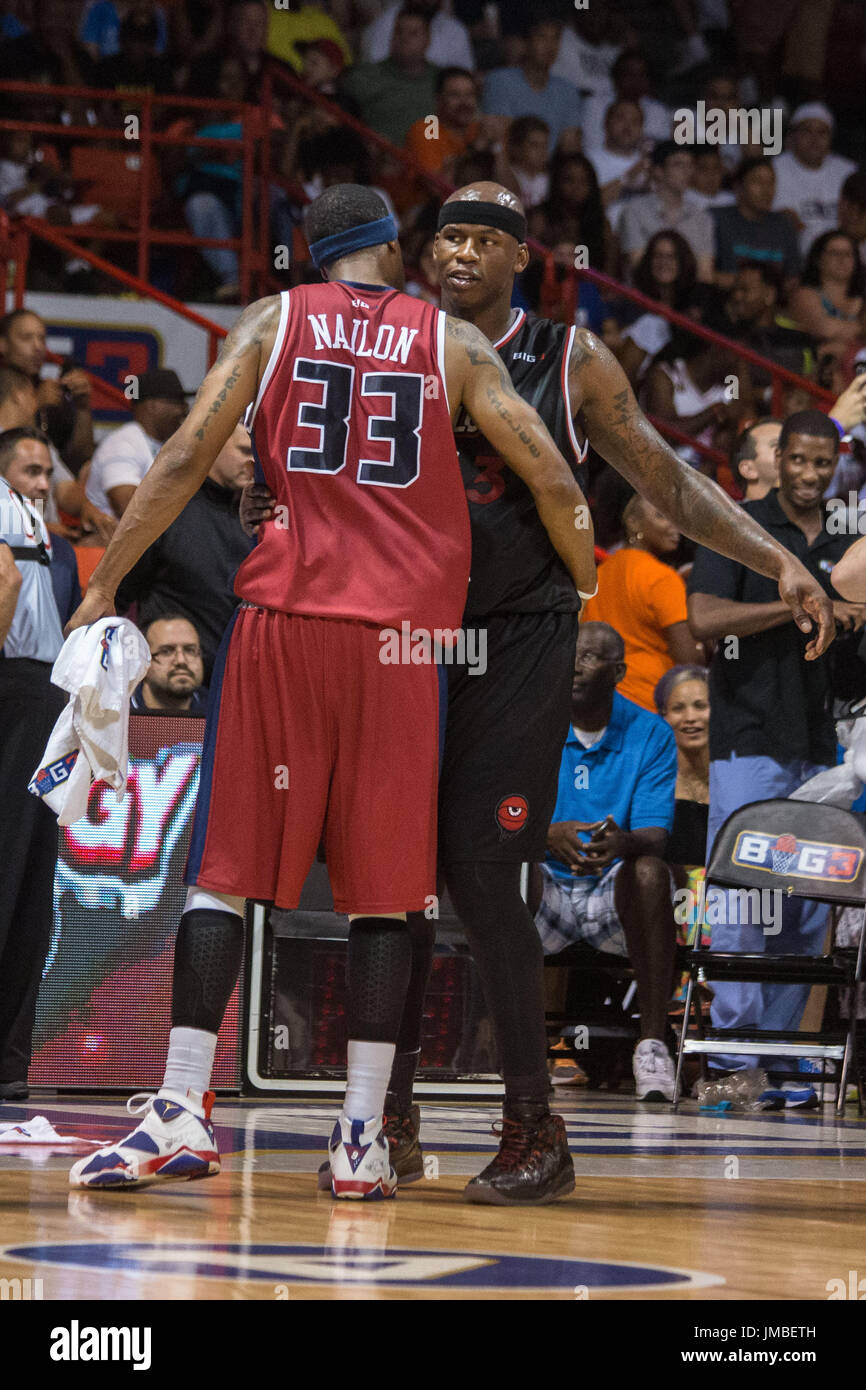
[30,713,241,1090]
[8,292,240,431]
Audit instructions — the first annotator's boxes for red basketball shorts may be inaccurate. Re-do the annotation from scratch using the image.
[185,604,442,913]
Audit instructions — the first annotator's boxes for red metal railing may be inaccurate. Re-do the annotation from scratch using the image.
[0,74,839,469]
[0,80,260,300]
[0,208,227,413]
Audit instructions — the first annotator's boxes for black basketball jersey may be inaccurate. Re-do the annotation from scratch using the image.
[455,309,588,619]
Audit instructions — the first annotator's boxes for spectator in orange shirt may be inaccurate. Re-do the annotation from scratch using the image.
[583,494,703,710]
[406,68,479,177]
[403,67,509,211]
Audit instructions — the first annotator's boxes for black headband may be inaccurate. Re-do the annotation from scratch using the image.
[437,199,527,242]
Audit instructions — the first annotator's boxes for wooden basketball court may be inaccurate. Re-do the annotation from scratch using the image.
[2,1091,865,1302]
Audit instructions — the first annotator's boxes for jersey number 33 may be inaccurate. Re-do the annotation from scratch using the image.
[287,358,424,488]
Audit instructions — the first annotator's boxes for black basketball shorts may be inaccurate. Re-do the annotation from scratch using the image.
[437,610,580,864]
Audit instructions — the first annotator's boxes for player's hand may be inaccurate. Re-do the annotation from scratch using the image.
[59,368,92,406]
[239,481,275,537]
[64,587,115,637]
[777,558,835,659]
[833,599,866,632]
[36,378,64,409]
[547,820,603,873]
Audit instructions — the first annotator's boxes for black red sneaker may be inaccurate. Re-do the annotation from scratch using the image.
[463,1110,575,1206]
[383,1103,424,1184]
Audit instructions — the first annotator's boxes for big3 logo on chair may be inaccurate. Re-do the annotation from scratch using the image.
[732,830,863,882]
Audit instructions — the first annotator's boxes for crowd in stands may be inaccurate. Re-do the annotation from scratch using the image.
[2,2,865,520]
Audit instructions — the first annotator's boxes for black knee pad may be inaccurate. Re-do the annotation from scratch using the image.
[347,916,411,1042]
[172,908,245,1034]
[395,910,436,1054]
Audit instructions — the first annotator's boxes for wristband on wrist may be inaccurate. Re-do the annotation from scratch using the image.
[830,415,846,438]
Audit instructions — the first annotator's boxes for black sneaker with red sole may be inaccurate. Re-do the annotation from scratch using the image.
[463,1110,575,1206]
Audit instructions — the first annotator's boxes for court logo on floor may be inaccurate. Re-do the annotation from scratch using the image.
[0,1242,721,1292]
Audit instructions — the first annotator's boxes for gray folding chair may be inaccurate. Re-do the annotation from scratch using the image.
[674,799,866,1115]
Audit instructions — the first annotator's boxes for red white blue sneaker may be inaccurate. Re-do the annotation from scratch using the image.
[69,1091,220,1189]
[325,1115,397,1201]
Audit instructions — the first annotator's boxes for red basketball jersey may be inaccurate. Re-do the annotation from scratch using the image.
[236,282,470,632]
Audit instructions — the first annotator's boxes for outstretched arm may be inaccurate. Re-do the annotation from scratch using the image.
[444,316,596,598]
[570,329,834,659]
[65,296,281,632]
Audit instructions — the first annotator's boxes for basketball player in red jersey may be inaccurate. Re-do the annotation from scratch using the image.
[64,185,596,1198]
[244,182,836,1205]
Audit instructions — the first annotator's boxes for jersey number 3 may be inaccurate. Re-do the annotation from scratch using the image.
[287,359,423,488]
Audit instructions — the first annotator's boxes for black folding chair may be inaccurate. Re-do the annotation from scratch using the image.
[674,799,866,1114]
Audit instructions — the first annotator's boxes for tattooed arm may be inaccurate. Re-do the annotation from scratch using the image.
[444,315,596,597]
[65,297,280,632]
[569,329,834,659]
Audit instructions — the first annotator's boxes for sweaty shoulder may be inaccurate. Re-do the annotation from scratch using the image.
[567,327,606,373]
[565,326,616,405]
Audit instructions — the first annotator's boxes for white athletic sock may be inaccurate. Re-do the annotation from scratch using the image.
[159,1027,218,1113]
[343,1040,396,1123]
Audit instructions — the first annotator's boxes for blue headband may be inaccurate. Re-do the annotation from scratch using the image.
[308,214,398,269]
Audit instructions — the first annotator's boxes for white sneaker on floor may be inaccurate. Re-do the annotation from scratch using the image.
[633,1039,676,1102]
[69,1091,220,1189]
[326,1114,397,1201]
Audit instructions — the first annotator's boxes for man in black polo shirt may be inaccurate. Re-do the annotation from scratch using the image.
[688,410,866,1099]
[117,424,253,683]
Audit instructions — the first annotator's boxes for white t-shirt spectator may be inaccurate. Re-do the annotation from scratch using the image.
[619,191,714,264]
[581,93,671,154]
[657,358,727,466]
[685,186,736,212]
[587,146,650,230]
[85,420,161,516]
[511,168,550,210]
[551,26,621,94]
[773,150,857,255]
[623,313,672,377]
[588,147,646,189]
[360,2,474,69]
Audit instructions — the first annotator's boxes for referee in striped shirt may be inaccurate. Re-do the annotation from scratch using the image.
[0,427,66,1101]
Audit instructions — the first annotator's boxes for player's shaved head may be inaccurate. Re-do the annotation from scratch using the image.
[442,182,527,224]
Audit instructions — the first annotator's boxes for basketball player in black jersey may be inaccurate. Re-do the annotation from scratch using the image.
[244,182,832,1205]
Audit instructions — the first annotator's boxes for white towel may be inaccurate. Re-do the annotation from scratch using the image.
[0,1116,109,1146]
[28,617,151,825]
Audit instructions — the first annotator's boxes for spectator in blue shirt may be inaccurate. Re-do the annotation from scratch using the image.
[79,0,168,59]
[530,621,680,1100]
[482,18,581,153]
